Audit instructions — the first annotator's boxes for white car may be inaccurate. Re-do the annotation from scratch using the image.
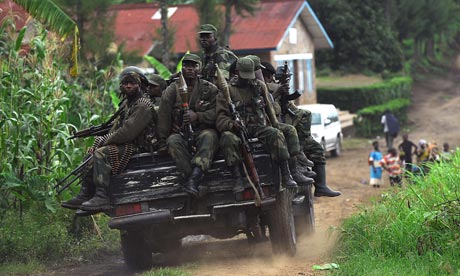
[297,104,343,157]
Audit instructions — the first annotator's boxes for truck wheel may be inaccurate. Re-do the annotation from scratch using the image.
[268,190,297,256]
[120,230,152,270]
[294,185,315,237]
[331,135,342,157]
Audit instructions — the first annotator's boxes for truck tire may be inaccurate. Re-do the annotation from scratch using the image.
[294,185,315,237]
[268,189,297,256]
[120,230,152,270]
[331,135,342,157]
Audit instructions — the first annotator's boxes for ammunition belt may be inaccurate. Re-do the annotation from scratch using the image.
[108,143,134,174]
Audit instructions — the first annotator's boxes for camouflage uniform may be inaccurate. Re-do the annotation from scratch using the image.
[198,24,238,83]
[268,82,326,164]
[62,69,157,211]
[216,78,290,164]
[157,75,219,179]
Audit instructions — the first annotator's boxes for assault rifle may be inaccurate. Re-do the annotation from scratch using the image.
[54,155,92,194]
[177,72,195,153]
[274,61,302,117]
[68,98,126,140]
[215,65,264,200]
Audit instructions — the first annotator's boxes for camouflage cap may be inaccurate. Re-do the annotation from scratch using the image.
[182,53,202,66]
[245,55,264,70]
[236,57,255,80]
[198,24,217,35]
[147,74,167,90]
[120,66,147,85]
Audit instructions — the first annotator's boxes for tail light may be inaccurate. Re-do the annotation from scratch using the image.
[242,189,255,200]
[114,203,142,217]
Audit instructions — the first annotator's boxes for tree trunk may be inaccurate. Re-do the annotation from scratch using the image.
[160,0,170,68]
[223,1,232,48]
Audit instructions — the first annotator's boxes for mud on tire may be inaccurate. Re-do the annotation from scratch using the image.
[268,189,297,256]
[121,230,152,270]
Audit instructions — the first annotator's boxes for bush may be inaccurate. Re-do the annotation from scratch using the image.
[317,77,412,113]
[354,98,411,137]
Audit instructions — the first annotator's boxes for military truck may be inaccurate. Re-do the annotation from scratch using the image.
[104,140,314,269]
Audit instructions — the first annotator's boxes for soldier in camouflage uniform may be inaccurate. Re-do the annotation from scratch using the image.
[216,57,298,191]
[261,61,341,197]
[199,24,238,83]
[157,54,219,197]
[145,73,167,108]
[245,55,312,185]
[62,67,157,211]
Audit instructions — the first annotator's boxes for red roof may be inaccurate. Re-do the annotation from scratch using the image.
[0,0,30,29]
[111,0,308,55]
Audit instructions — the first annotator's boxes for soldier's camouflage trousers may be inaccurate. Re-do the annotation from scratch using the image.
[220,126,289,166]
[278,123,300,157]
[282,108,325,164]
[84,144,134,188]
[167,129,219,178]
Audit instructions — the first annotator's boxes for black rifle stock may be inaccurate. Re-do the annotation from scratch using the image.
[275,61,301,117]
[215,65,264,198]
[68,98,126,140]
[54,155,92,194]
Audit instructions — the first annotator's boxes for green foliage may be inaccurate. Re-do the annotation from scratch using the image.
[354,98,411,138]
[317,77,413,113]
[0,262,46,276]
[334,152,460,275]
[144,55,173,79]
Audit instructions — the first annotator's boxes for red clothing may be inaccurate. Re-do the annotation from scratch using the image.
[382,154,402,177]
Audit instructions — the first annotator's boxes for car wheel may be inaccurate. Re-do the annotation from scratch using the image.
[331,135,342,157]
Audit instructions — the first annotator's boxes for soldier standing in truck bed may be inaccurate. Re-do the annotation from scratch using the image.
[261,61,341,197]
[157,54,219,198]
[61,67,157,212]
[199,24,238,84]
[216,57,298,192]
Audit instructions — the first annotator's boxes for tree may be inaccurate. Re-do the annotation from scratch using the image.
[221,0,259,47]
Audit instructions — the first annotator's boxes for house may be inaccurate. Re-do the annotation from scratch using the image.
[116,0,334,104]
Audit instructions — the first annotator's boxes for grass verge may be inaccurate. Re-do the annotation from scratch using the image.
[332,152,460,275]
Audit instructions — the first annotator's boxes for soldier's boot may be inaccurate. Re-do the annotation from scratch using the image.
[296,162,317,178]
[312,163,341,197]
[61,181,95,210]
[289,157,314,185]
[297,151,314,168]
[184,167,201,198]
[80,185,111,211]
[231,164,245,193]
[279,160,298,189]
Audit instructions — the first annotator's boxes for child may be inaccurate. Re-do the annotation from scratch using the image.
[368,141,383,188]
[382,148,403,187]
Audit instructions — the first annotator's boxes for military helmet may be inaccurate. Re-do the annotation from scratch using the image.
[120,66,149,86]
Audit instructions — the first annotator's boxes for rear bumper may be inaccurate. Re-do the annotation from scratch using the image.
[108,197,276,230]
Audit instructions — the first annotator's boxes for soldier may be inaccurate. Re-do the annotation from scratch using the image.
[62,67,157,211]
[261,61,341,197]
[216,57,298,192]
[145,73,167,107]
[157,53,219,197]
[199,23,238,83]
[245,55,312,185]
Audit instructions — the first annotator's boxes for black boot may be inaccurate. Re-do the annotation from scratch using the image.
[289,157,314,185]
[231,164,245,193]
[61,181,95,210]
[297,151,314,167]
[313,163,341,197]
[80,185,111,212]
[279,160,298,188]
[184,167,202,197]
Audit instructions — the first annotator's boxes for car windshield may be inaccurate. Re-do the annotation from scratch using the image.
[311,113,321,125]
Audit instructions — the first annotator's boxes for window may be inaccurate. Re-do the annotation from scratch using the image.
[289,28,297,44]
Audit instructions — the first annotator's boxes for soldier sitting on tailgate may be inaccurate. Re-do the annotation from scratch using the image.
[157,54,220,198]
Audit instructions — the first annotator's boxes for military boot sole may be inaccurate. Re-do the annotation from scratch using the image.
[314,190,341,197]
[80,204,111,212]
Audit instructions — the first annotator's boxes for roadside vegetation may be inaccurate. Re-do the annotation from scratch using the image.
[333,153,460,275]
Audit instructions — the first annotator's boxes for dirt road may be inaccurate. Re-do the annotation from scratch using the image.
[50,71,460,276]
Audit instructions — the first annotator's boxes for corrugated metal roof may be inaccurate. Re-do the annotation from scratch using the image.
[111,0,333,55]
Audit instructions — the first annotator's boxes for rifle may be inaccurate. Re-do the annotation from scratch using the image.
[68,98,126,140]
[54,155,92,194]
[274,61,302,117]
[176,72,195,153]
[215,65,264,200]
